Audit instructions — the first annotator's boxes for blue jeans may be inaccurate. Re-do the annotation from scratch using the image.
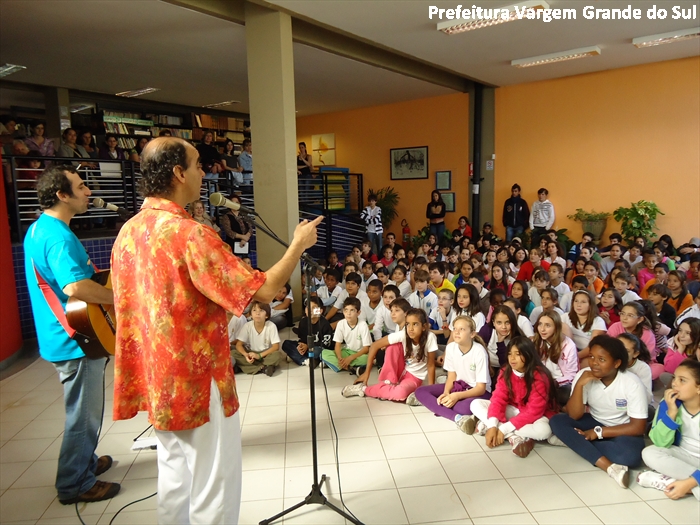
[53,357,107,499]
[506,226,524,242]
[367,232,381,256]
[430,222,446,241]
[549,413,645,468]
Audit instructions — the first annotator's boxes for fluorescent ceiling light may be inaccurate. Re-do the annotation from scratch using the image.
[202,100,241,108]
[70,103,95,113]
[633,27,700,48]
[512,46,601,68]
[437,1,549,34]
[115,87,160,98]
[0,63,26,78]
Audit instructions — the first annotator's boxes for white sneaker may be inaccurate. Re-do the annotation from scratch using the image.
[508,435,535,458]
[547,435,567,447]
[637,471,676,491]
[607,463,630,488]
[456,415,477,434]
[476,421,487,436]
[341,383,365,398]
[405,392,422,406]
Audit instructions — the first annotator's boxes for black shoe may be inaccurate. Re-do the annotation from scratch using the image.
[264,365,276,377]
[357,365,366,376]
[292,326,300,336]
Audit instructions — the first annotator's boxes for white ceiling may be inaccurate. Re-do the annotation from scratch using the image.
[0,0,698,116]
[270,0,700,86]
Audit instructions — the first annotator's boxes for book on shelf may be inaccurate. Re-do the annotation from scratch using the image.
[146,114,183,126]
[149,127,193,139]
[117,137,136,149]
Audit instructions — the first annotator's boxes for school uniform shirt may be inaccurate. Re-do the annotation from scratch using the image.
[599,257,621,279]
[551,281,571,298]
[237,320,280,353]
[371,303,397,340]
[679,405,700,459]
[443,341,492,392]
[559,291,574,313]
[396,279,413,299]
[408,289,438,316]
[628,359,653,405]
[227,315,247,343]
[529,306,565,326]
[316,284,342,307]
[675,304,700,328]
[333,288,371,323]
[333,319,372,352]
[360,273,378,292]
[571,368,648,427]
[529,287,543,308]
[544,256,567,269]
[517,316,535,337]
[449,310,486,333]
[562,314,607,350]
[387,330,438,381]
[429,306,456,333]
[365,300,382,327]
[620,290,642,304]
[623,252,643,266]
[541,335,578,385]
[478,324,509,368]
[270,289,294,319]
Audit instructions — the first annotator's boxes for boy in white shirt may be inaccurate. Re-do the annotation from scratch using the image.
[529,269,549,308]
[614,272,641,304]
[430,289,455,345]
[360,261,378,292]
[372,284,400,341]
[322,297,372,374]
[315,268,342,310]
[364,279,383,329]
[270,283,293,330]
[326,272,369,328]
[234,302,281,376]
[408,269,438,317]
[548,263,570,298]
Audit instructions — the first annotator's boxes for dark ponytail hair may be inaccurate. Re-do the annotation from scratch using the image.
[503,337,558,410]
[404,308,430,362]
[617,332,651,364]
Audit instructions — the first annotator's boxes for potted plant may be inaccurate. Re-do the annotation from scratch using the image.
[567,208,611,243]
[367,187,399,229]
[613,200,665,245]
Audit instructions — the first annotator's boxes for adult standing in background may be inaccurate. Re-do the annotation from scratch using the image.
[25,121,55,157]
[196,131,223,180]
[111,137,322,524]
[426,190,446,241]
[237,138,253,190]
[221,139,242,185]
[502,183,529,242]
[98,133,128,160]
[297,141,314,199]
[530,188,555,247]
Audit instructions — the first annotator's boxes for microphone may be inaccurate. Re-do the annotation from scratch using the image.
[209,193,258,216]
[92,198,133,220]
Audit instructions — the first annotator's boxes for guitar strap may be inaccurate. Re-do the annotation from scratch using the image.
[32,261,77,339]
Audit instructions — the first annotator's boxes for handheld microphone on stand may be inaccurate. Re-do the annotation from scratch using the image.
[91,198,133,220]
[209,192,258,216]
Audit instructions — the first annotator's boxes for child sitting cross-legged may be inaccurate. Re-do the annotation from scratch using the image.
[414,316,492,432]
[282,296,333,367]
[322,297,372,374]
[469,337,559,457]
[234,301,282,376]
[638,359,700,501]
[342,308,437,403]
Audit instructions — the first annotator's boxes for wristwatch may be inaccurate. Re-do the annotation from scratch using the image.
[594,426,604,440]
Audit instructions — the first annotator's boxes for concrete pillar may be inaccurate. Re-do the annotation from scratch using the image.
[244,2,302,315]
[44,87,70,142]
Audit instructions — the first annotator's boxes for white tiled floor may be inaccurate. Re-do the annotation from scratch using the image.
[2,329,699,525]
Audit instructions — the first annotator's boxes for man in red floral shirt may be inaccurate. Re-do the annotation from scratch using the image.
[111,137,321,524]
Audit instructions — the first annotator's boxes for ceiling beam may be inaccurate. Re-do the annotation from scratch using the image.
[161,0,481,92]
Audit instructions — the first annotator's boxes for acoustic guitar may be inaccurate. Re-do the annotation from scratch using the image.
[66,271,116,359]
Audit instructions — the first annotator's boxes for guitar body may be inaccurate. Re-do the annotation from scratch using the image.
[66,271,116,359]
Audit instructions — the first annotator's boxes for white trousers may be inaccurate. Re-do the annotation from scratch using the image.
[154,379,242,524]
[642,445,700,501]
[471,399,552,441]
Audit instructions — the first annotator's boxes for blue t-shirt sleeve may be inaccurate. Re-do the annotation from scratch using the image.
[46,239,93,291]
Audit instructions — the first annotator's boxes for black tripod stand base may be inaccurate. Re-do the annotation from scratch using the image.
[259,475,364,525]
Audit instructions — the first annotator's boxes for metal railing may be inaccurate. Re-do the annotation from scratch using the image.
[4,157,366,259]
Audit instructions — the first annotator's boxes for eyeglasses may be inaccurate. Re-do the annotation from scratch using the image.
[619,312,639,319]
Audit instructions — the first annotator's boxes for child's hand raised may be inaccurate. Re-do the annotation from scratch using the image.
[663,389,680,421]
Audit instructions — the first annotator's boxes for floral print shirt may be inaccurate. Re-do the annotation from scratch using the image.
[111,197,265,431]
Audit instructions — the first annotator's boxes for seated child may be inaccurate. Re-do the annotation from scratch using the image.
[371,285,400,341]
[415,316,491,428]
[342,308,437,403]
[470,337,559,458]
[511,280,535,317]
[391,265,412,299]
[548,263,570,298]
[504,297,535,338]
[614,271,641,304]
[550,336,648,489]
[430,289,455,345]
[528,269,550,308]
[617,333,654,405]
[468,273,491,316]
[234,301,282,376]
[664,319,700,381]
[639,359,700,501]
[326,272,370,328]
[447,284,486,342]
[269,283,293,330]
[360,261,378,291]
[282,296,333,367]
[315,268,342,310]
[478,305,523,369]
[533,310,579,405]
[597,287,622,328]
[322,297,372,374]
[408,269,438,316]
[364,279,384,329]
[528,287,565,326]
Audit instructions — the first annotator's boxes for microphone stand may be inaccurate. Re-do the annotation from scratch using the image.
[239,214,363,525]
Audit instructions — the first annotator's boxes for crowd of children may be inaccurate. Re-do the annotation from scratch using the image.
[226,221,699,498]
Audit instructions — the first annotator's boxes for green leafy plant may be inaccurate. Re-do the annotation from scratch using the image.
[554,228,575,252]
[567,209,611,222]
[367,187,400,229]
[410,223,454,251]
[613,200,665,245]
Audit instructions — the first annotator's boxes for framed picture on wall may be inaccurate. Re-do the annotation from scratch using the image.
[442,192,455,213]
[435,170,451,190]
[390,146,428,180]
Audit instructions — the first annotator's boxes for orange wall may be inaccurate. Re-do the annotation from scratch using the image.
[494,57,700,243]
[296,92,470,238]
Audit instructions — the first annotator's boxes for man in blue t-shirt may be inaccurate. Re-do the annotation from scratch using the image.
[23,165,119,505]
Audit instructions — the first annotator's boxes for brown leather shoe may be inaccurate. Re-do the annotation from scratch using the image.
[59,481,121,505]
[95,455,113,476]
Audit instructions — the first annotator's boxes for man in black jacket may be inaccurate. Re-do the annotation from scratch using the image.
[502,183,530,242]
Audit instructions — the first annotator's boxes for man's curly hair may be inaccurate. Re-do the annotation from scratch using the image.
[36,165,77,209]
[138,138,189,197]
